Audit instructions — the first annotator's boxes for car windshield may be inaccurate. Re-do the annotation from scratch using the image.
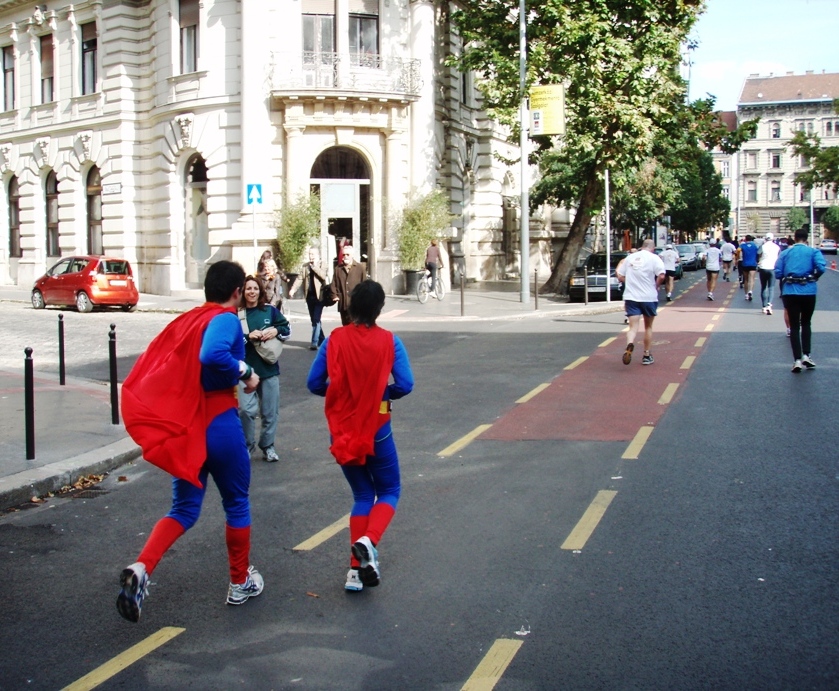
[97,260,131,275]
[676,245,695,254]
[586,254,626,272]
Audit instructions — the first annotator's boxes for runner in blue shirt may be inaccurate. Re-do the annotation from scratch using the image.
[774,229,826,372]
[739,235,759,301]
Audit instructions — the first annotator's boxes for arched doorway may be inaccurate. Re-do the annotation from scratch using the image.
[310,147,370,271]
[184,154,209,287]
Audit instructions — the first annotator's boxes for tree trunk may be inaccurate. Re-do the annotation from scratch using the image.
[540,175,604,295]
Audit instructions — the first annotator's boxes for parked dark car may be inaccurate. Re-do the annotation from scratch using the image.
[568,252,627,302]
[676,244,700,271]
[31,256,139,312]
[654,247,684,279]
[693,242,709,268]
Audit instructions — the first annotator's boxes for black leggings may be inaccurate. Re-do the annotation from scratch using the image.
[782,294,817,360]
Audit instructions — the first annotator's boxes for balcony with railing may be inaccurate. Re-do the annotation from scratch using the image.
[270,52,422,102]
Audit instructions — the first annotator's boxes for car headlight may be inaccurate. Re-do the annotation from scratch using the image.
[570,277,585,286]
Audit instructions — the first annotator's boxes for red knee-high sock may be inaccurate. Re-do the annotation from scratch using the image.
[349,515,368,567]
[137,517,186,575]
[226,525,251,584]
[364,503,396,547]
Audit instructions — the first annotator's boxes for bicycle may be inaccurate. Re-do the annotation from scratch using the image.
[416,268,445,303]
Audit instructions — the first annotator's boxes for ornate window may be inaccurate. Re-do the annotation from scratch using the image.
[8,176,20,257]
[2,45,14,110]
[349,0,379,64]
[81,22,97,95]
[746,180,757,202]
[180,0,199,74]
[40,34,54,103]
[45,171,59,256]
[770,122,781,138]
[770,180,781,203]
[86,167,103,255]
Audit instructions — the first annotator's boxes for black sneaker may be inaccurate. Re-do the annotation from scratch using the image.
[642,353,654,365]
[116,562,149,623]
[351,537,380,587]
[622,343,634,365]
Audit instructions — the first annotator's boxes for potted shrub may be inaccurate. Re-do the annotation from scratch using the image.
[274,191,321,297]
[395,189,451,293]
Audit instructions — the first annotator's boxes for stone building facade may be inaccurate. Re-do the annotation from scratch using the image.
[0,0,530,295]
[733,71,839,240]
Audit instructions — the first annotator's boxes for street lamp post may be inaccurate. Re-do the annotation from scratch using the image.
[519,0,529,303]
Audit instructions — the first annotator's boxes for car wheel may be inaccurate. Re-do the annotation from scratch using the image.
[122,304,137,312]
[31,290,46,309]
[76,291,94,313]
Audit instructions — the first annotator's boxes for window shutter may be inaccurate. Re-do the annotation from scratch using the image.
[302,0,336,14]
[180,0,199,27]
[349,0,379,14]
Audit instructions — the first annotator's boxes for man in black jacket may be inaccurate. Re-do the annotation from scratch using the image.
[331,245,366,325]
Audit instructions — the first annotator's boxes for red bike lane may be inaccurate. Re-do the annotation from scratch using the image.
[482,277,738,443]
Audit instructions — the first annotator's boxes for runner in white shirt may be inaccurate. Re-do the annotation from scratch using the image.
[616,239,665,366]
[720,240,736,281]
[660,244,680,302]
[705,240,722,300]
[757,232,781,315]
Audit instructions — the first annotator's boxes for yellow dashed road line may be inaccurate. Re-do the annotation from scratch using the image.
[658,383,680,405]
[711,314,720,321]
[63,627,185,691]
[680,355,696,370]
[438,424,493,457]
[598,336,617,348]
[461,639,524,691]
[564,356,588,370]
[516,383,550,404]
[293,514,351,551]
[695,337,706,347]
[561,490,618,551]
[704,323,715,332]
[622,425,654,459]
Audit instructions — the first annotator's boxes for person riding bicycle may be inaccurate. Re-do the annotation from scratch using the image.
[424,239,444,295]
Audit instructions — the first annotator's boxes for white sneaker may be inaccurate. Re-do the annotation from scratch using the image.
[226,566,264,605]
[351,536,381,587]
[792,360,803,373]
[345,569,363,592]
[801,355,816,369]
[766,304,773,315]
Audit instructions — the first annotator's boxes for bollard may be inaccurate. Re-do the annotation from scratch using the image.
[460,270,466,317]
[109,324,119,425]
[58,314,66,386]
[534,269,539,310]
[24,347,35,460]
[584,267,589,305]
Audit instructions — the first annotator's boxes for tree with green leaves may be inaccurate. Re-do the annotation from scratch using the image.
[786,207,808,233]
[452,0,756,294]
[274,192,321,273]
[822,205,839,236]
[666,148,729,237]
[787,98,839,193]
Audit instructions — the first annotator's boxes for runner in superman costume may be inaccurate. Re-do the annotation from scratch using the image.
[116,261,264,622]
[307,280,414,591]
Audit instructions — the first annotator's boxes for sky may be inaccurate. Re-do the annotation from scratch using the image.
[687,0,839,112]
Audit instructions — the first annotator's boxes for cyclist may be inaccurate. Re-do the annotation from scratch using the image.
[424,239,444,296]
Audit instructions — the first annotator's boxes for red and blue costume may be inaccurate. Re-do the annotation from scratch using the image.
[122,303,253,585]
[307,323,413,567]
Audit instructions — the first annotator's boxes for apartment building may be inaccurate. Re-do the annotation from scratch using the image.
[733,71,839,240]
[0,1,523,295]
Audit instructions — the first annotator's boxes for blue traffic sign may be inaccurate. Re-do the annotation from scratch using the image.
[246,184,263,205]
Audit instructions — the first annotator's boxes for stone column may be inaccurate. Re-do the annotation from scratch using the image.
[240,3,276,219]
[409,0,435,194]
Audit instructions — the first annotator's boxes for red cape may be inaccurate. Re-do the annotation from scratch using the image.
[121,303,234,487]
[324,324,394,465]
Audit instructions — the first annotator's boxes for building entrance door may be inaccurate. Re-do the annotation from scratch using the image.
[311,147,371,273]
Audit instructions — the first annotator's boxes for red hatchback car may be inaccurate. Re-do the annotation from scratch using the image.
[31,256,139,312]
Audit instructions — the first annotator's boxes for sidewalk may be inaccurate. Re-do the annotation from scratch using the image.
[0,281,621,511]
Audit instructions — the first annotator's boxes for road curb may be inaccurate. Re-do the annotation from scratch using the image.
[0,437,141,511]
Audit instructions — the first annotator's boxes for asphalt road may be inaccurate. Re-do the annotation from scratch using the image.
[1,272,838,690]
